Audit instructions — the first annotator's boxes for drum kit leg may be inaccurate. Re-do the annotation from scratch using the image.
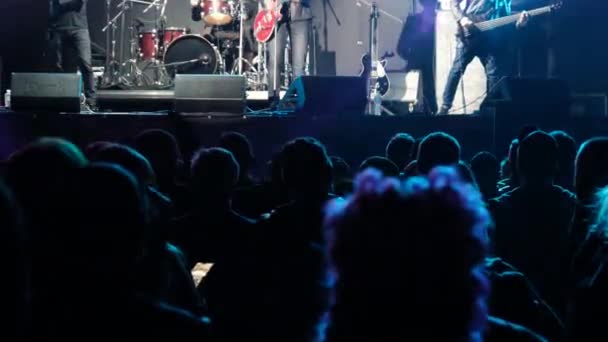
[100,0,273,91]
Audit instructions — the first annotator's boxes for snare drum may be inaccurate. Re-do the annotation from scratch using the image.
[202,0,233,26]
[138,30,158,61]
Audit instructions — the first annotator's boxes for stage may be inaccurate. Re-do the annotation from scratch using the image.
[2,101,607,173]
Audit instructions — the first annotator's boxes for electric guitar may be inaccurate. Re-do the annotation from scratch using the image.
[254,0,288,43]
[360,53,390,97]
[456,2,562,46]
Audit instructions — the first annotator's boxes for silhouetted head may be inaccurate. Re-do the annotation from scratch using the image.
[550,130,577,190]
[385,133,415,169]
[134,129,180,186]
[84,141,114,160]
[359,156,400,177]
[417,132,461,174]
[517,131,558,186]
[330,156,351,181]
[518,125,540,142]
[5,137,87,227]
[190,147,239,201]
[324,167,490,341]
[280,137,332,199]
[73,163,148,279]
[575,138,608,205]
[219,132,254,182]
[93,143,156,186]
[471,151,500,199]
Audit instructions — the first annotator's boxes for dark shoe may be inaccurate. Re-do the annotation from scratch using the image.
[436,106,450,116]
[268,95,280,111]
[81,102,96,114]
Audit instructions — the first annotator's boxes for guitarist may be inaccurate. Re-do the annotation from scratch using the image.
[437,0,529,115]
[261,0,312,105]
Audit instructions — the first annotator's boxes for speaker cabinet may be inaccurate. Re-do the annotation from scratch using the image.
[174,75,246,115]
[10,72,81,112]
[279,76,367,116]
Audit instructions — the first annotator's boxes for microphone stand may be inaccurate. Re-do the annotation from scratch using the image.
[272,13,279,103]
[238,0,245,75]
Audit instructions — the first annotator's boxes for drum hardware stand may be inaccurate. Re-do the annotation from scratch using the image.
[101,0,131,88]
[101,0,120,88]
[100,0,144,88]
[145,0,173,88]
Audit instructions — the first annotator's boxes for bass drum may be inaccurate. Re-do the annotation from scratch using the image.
[163,35,222,78]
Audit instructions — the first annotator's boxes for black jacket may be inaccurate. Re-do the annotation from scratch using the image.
[49,0,88,30]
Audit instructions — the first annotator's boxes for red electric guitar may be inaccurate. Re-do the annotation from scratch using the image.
[254,0,288,43]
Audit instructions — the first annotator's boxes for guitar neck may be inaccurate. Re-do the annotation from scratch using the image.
[474,5,554,32]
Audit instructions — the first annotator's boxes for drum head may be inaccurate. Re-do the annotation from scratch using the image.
[163,35,219,77]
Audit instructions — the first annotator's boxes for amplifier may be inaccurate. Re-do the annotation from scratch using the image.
[570,93,608,117]
[174,75,246,115]
[279,76,367,116]
[11,72,81,112]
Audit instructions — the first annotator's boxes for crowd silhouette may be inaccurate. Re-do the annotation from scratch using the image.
[2,125,608,341]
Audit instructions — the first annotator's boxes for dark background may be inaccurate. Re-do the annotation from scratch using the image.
[1,0,606,98]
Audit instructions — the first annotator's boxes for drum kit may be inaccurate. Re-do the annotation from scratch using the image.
[100,0,265,90]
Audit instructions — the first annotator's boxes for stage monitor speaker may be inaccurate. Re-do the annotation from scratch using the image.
[279,76,367,116]
[174,75,246,115]
[10,72,81,112]
[482,77,570,110]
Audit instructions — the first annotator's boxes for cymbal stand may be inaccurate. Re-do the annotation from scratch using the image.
[101,0,126,88]
[144,0,172,88]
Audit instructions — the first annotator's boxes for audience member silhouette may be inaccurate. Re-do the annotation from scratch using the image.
[550,131,577,191]
[220,132,271,218]
[0,180,27,338]
[330,156,352,196]
[491,131,575,316]
[416,132,461,174]
[323,167,490,342]
[171,147,256,342]
[251,137,333,342]
[359,156,400,177]
[66,163,209,338]
[570,138,608,254]
[4,137,87,335]
[218,131,256,187]
[471,151,500,201]
[134,129,189,214]
[385,133,415,169]
[567,185,608,341]
[93,143,204,315]
[498,139,520,193]
[83,140,113,160]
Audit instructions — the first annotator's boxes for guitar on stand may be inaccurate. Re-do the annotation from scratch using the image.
[360,2,390,116]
